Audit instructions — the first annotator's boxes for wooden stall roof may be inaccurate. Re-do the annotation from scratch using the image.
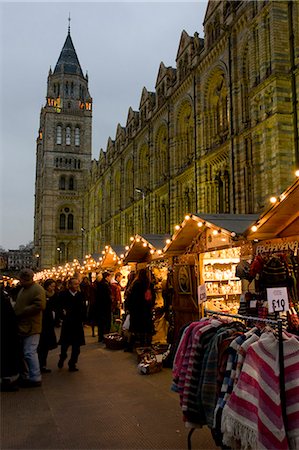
[123,234,170,263]
[163,214,258,257]
[100,245,126,269]
[245,179,299,240]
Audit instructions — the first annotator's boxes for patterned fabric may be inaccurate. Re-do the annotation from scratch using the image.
[221,332,299,450]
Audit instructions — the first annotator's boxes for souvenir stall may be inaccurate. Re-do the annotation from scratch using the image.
[244,178,299,332]
[172,183,299,450]
[163,214,257,339]
[122,234,173,367]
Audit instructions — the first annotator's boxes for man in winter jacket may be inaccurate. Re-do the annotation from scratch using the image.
[14,269,46,387]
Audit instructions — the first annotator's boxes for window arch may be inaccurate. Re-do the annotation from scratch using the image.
[66,126,71,145]
[59,175,66,190]
[58,207,74,231]
[125,159,134,203]
[69,176,74,190]
[138,144,149,190]
[59,214,66,229]
[176,101,194,167]
[75,127,80,146]
[155,126,168,184]
[203,71,228,151]
[67,214,73,230]
[56,125,62,145]
[114,171,121,212]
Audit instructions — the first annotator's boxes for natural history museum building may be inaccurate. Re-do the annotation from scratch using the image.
[34,0,299,268]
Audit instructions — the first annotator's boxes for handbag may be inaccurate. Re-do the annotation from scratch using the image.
[122,314,130,331]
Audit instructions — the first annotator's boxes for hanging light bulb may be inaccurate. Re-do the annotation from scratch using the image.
[251,225,258,232]
[175,225,180,230]
[270,196,277,204]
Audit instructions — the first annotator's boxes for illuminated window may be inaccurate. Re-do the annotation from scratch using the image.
[75,127,80,146]
[66,126,71,145]
[56,125,62,145]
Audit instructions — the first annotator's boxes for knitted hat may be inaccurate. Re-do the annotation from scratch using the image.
[235,260,253,281]
[262,256,288,287]
[249,255,264,278]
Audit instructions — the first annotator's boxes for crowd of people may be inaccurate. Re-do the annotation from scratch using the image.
[0,267,157,391]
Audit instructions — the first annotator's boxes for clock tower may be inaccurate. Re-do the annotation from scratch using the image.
[34,25,92,268]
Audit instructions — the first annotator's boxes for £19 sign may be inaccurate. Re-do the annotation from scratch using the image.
[267,287,289,313]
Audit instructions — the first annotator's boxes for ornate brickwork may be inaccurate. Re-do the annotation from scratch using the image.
[35,1,299,267]
[83,0,298,255]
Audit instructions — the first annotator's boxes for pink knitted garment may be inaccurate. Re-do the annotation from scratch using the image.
[221,332,299,450]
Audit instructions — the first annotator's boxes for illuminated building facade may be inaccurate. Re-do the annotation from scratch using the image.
[35,1,299,267]
[83,0,299,255]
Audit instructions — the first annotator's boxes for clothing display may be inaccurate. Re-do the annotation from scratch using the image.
[172,316,299,450]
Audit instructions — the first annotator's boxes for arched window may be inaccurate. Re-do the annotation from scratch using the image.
[56,125,62,145]
[75,127,80,146]
[66,126,71,145]
[69,176,74,190]
[59,175,66,190]
[59,214,66,230]
[67,214,73,230]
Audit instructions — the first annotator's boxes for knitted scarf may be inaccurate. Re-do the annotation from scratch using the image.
[221,332,299,450]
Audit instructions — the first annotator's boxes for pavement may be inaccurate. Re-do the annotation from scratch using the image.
[1,327,218,450]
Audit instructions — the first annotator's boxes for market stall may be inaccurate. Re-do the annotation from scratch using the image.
[163,214,258,338]
[243,178,299,328]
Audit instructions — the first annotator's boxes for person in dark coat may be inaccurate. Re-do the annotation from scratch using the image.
[94,271,113,342]
[126,268,155,348]
[80,276,94,330]
[0,285,20,391]
[37,279,58,373]
[57,278,86,372]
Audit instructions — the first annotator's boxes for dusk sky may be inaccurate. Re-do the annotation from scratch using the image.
[0,1,208,250]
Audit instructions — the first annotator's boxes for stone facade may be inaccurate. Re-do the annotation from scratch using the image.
[35,1,299,268]
[83,0,299,256]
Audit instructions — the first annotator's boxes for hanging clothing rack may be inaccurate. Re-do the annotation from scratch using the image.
[185,309,286,450]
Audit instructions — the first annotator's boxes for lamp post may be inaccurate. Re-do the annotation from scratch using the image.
[35,253,40,270]
[81,227,85,260]
[56,247,61,264]
[135,188,146,234]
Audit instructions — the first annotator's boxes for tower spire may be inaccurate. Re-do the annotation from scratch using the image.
[68,13,71,35]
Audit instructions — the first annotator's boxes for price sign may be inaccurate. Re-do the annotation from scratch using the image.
[198,284,207,305]
[267,287,289,313]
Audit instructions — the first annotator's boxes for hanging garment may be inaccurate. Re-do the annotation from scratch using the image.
[221,332,299,450]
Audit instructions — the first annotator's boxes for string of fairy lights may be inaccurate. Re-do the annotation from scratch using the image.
[32,179,298,282]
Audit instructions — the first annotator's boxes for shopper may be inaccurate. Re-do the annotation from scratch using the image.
[14,269,46,387]
[37,279,58,373]
[111,272,123,319]
[94,271,113,342]
[0,285,20,391]
[57,278,86,372]
[80,276,94,326]
[126,268,155,348]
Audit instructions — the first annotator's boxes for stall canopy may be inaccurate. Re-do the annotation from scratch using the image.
[245,178,299,240]
[163,214,258,257]
[99,245,126,269]
[123,234,170,264]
